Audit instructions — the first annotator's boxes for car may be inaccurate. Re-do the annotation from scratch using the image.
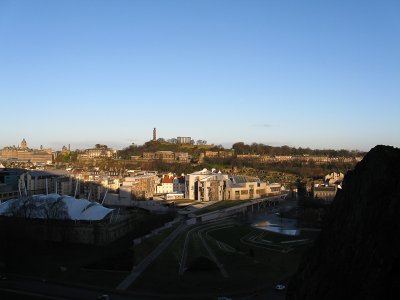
[275,284,286,291]
[97,294,110,300]
[0,275,7,280]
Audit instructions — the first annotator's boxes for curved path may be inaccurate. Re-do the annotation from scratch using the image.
[179,219,236,277]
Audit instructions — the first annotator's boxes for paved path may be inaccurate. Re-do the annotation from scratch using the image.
[179,226,197,275]
[197,223,230,278]
[117,222,187,290]
[179,219,235,277]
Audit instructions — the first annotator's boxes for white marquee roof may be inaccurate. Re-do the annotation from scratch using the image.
[0,194,113,221]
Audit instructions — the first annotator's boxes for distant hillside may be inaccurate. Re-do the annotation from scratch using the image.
[118,141,221,159]
[286,145,400,300]
[232,142,364,157]
[118,140,364,160]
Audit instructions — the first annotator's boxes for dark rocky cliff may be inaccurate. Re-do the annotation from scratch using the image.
[287,145,400,300]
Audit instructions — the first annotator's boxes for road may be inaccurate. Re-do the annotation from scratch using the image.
[0,275,142,300]
[0,275,286,300]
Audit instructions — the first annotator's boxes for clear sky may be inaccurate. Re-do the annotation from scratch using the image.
[0,0,399,151]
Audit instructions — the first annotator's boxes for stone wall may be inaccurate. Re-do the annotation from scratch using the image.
[0,216,136,246]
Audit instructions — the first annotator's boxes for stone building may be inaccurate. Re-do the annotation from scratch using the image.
[78,146,117,160]
[224,176,281,200]
[177,136,192,144]
[155,174,174,194]
[185,169,281,201]
[312,184,338,202]
[154,151,175,161]
[19,170,73,196]
[185,169,228,201]
[120,173,158,200]
[0,138,53,164]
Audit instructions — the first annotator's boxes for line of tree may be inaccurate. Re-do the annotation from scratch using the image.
[203,156,356,178]
[119,140,364,159]
[232,142,364,157]
[118,140,221,159]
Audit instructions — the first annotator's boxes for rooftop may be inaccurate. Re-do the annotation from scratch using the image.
[0,194,113,221]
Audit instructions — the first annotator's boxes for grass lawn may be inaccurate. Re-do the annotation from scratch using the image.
[131,225,177,265]
[127,219,312,297]
[2,211,177,289]
[208,224,309,286]
[3,239,129,288]
[167,198,196,204]
[193,200,249,215]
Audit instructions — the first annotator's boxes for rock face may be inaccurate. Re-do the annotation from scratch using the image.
[287,145,400,300]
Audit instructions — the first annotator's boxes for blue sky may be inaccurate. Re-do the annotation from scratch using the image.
[0,0,399,151]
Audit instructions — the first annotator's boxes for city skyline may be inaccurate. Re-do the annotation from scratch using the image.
[1,0,399,151]
[0,132,378,152]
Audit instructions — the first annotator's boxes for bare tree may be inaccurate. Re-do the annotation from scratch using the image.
[6,196,69,220]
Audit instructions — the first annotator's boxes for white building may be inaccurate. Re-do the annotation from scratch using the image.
[325,172,344,185]
[185,169,227,201]
[225,177,281,200]
[185,169,281,201]
[156,174,174,194]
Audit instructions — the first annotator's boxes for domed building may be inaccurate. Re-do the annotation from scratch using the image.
[20,138,28,150]
[0,138,53,164]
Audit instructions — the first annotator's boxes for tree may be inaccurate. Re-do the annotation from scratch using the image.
[7,196,69,219]
[167,138,178,144]
[232,142,246,154]
[196,140,207,145]
[95,144,108,149]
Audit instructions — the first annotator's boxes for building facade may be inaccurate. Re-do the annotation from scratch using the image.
[120,173,158,200]
[78,146,117,160]
[177,137,192,144]
[156,174,174,194]
[173,176,185,193]
[19,170,73,196]
[185,169,281,201]
[312,184,338,202]
[185,169,228,201]
[0,139,53,164]
[224,177,281,200]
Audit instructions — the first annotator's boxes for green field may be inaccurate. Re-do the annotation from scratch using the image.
[2,211,314,298]
[131,225,177,265]
[193,200,249,215]
[1,211,176,289]
[128,218,313,297]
